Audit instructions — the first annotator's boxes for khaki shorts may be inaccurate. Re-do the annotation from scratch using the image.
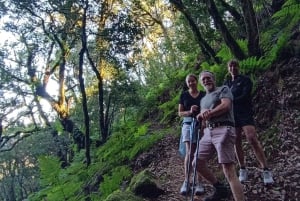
[195,126,236,164]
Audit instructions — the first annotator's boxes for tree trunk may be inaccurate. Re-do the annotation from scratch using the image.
[240,0,261,57]
[79,0,91,166]
[218,0,246,38]
[205,0,246,60]
[169,0,221,64]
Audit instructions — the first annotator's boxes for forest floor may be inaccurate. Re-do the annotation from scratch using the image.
[133,132,299,201]
[132,57,300,201]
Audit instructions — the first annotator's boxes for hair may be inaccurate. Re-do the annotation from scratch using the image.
[227,59,240,67]
[185,74,198,83]
[199,70,215,81]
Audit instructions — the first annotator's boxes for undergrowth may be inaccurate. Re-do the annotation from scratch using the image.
[29,120,167,201]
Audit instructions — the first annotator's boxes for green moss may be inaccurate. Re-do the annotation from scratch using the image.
[128,169,163,198]
[104,190,143,201]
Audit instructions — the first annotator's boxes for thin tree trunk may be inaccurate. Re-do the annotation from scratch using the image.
[79,0,91,166]
[218,0,246,38]
[169,0,221,64]
[205,0,246,60]
[240,0,261,57]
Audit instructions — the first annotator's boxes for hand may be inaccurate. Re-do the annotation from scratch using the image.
[190,105,199,116]
[196,113,202,122]
[200,109,212,121]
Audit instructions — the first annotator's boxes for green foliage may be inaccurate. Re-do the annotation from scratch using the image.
[260,0,300,68]
[28,121,170,200]
[216,44,233,63]
[39,156,62,187]
[103,190,143,201]
[29,156,87,201]
[261,32,290,67]
[239,57,265,73]
[200,62,227,85]
[272,0,300,26]
[2,1,298,201]
[100,166,132,199]
[142,68,190,122]
[96,121,163,165]
[84,120,165,200]
[158,92,179,123]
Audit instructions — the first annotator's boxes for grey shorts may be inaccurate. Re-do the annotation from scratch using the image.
[195,126,236,164]
[181,123,199,143]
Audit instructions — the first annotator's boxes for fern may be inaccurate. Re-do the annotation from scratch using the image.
[100,166,132,199]
[239,57,265,73]
[273,0,300,19]
[272,0,300,33]
[34,156,88,201]
[39,156,62,187]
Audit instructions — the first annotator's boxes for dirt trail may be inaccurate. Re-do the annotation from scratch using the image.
[135,134,233,201]
[134,133,299,201]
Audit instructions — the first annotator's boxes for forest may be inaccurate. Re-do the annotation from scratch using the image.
[0,0,299,200]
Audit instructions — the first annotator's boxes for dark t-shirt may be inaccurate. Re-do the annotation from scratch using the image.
[179,90,205,115]
[224,74,253,117]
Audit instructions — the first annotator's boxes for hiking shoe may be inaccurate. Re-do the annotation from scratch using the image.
[238,168,248,182]
[180,180,189,195]
[204,184,230,201]
[194,183,205,195]
[263,170,274,185]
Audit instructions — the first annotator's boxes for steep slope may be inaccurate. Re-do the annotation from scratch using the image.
[133,57,300,201]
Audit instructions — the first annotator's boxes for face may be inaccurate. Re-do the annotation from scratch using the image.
[186,75,198,89]
[200,72,215,92]
[228,62,239,76]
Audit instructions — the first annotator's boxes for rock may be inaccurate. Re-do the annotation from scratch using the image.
[128,169,164,198]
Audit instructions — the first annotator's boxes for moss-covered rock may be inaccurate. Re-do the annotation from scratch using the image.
[104,190,143,201]
[128,169,164,198]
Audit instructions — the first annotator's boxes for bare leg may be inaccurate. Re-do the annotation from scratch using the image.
[222,163,245,201]
[243,125,268,168]
[195,159,218,184]
[184,142,196,181]
[234,127,245,168]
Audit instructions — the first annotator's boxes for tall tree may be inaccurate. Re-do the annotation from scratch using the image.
[0,0,86,152]
[169,0,221,63]
[78,0,91,165]
[205,0,246,60]
[239,0,261,57]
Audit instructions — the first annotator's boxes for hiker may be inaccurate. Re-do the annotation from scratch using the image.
[194,71,245,201]
[178,74,205,196]
[224,59,274,184]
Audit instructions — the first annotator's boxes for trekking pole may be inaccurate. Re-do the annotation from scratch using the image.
[185,117,196,201]
[190,119,201,201]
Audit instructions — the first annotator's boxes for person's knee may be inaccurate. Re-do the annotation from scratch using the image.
[244,129,259,144]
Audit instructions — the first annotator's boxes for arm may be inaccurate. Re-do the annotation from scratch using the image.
[178,104,199,117]
[200,98,231,120]
[178,104,193,117]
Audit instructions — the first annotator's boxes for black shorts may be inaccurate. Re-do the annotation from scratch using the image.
[234,114,255,127]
